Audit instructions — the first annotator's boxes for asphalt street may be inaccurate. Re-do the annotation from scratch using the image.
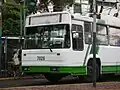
[0,78,49,88]
[0,76,78,88]
[0,75,120,88]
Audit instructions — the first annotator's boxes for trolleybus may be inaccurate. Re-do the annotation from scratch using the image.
[22,11,120,82]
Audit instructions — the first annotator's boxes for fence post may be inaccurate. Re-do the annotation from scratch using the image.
[0,0,2,77]
[4,37,7,77]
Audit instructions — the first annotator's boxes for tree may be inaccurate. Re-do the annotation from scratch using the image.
[26,0,37,15]
[37,0,74,12]
[2,1,21,36]
[2,0,74,36]
[52,0,73,11]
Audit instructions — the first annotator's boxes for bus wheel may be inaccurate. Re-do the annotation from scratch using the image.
[44,74,62,83]
[86,60,100,82]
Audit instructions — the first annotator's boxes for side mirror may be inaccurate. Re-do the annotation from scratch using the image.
[88,34,92,39]
[72,31,79,38]
[87,34,92,43]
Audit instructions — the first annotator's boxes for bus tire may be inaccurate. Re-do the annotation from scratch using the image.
[86,59,100,82]
[44,74,62,83]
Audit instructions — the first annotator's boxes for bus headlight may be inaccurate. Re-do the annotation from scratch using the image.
[23,67,30,71]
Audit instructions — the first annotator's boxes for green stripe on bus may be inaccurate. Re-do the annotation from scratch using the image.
[22,65,120,76]
[22,66,87,75]
[90,45,99,54]
[102,65,120,73]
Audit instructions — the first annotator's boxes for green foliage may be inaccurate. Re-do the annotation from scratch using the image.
[2,0,74,36]
[2,2,21,36]
[52,0,73,6]
[39,0,74,12]
[53,0,74,11]
[26,0,37,15]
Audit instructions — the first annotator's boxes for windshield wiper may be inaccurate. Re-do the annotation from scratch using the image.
[49,43,53,52]
[50,48,53,52]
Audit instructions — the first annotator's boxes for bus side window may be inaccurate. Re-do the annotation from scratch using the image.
[109,27,120,46]
[72,24,84,51]
[96,25,108,45]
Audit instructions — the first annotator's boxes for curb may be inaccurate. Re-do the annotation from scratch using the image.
[1,82,120,90]
[0,75,45,81]
[0,77,15,81]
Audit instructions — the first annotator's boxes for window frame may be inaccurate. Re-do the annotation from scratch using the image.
[72,24,84,51]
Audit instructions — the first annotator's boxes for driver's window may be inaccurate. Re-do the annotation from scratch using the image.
[72,24,84,51]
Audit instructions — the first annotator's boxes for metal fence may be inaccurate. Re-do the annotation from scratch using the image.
[0,37,22,77]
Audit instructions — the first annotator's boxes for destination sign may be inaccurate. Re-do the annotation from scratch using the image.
[26,13,70,26]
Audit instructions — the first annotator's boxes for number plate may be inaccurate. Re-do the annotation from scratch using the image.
[37,56,45,61]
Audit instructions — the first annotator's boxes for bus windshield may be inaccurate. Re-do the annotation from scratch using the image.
[25,24,70,49]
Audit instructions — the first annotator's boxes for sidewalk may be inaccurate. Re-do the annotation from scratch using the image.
[0,74,45,81]
[0,77,15,81]
[1,82,120,90]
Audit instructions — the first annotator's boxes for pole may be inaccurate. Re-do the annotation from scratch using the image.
[23,0,26,48]
[20,3,23,49]
[4,37,7,77]
[0,0,2,77]
[79,0,82,14]
[93,0,97,87]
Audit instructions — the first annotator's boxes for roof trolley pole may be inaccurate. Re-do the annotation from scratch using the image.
[92,0,97,87]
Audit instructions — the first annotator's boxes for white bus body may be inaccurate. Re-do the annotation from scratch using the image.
[22,11,120,82]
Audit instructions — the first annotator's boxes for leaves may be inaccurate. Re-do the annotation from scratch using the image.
[2,0,74,36]
[2,1,21,36]
[38,0,74,12]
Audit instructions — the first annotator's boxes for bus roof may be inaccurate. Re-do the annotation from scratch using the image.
[27,11,70,18]
[26,11,120,29]
[72,13,120,29]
